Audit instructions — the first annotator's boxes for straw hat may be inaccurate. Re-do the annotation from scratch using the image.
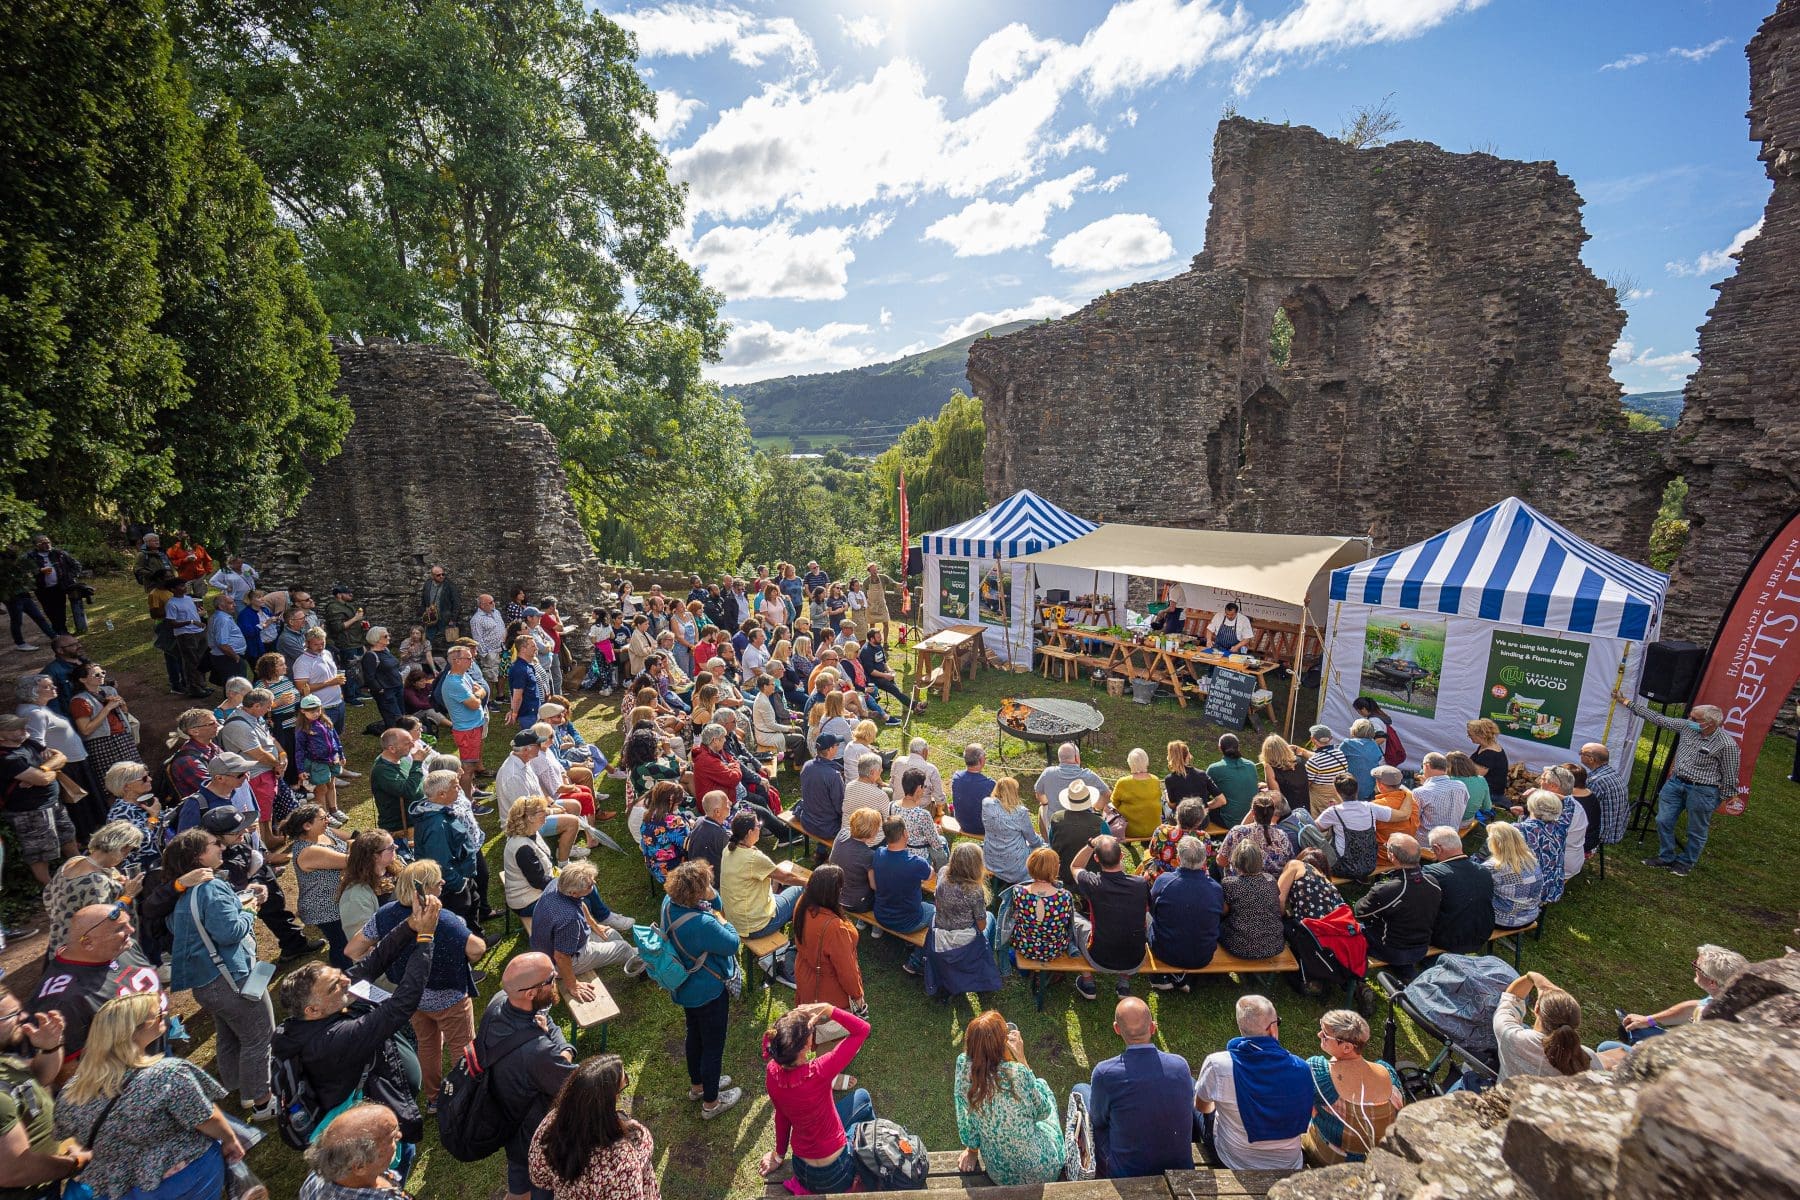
[1060,779,1098,812]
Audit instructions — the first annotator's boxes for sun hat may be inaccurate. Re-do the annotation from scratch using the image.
[1060,779,1098,812]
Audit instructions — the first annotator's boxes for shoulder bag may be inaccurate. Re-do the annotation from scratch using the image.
[187,887,276,1002]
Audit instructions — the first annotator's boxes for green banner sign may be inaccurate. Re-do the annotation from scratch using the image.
[938,560,971,621]
[1481,630,1589,750]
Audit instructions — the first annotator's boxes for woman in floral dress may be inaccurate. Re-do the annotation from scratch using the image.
[954,1010,1065,1185]
[638,781,691,886]
[1514,789,1572,905]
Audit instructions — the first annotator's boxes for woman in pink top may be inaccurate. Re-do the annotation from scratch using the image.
[757,1003,875,1193]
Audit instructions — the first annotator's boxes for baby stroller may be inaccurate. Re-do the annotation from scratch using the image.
[1377,954,1513,1099]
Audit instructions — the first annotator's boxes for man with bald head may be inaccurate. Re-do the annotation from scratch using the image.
[300,1102,410,1198]
[475,952,576,1200]
[1070,996,1195,1178]
[1578,741,1629,847]
[29,902,165,1084]
[1354,833,1442,970]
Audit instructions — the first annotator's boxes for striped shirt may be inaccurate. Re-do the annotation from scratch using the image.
[1304,743,1348,785]
[1626,701,1740,791]
[1587,763,1630,844]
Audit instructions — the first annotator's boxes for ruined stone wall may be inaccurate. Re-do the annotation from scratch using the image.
[242,340,609,628]
[1663,0,1800,643]
[970,118,1667,558]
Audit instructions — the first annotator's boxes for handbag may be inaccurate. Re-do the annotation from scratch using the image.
[188,888,277,1002]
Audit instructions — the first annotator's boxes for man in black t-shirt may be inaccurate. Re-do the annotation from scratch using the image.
[1070,834,1151,1002]
[858,627,914,714]
[30,902,164,1082]
[0,714,75,884]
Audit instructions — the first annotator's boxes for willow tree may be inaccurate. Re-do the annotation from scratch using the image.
[874,390,987,533]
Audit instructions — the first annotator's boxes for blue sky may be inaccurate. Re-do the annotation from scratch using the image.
[602,0,1771,394]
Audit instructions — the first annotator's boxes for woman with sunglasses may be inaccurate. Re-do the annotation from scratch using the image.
[1301,1009,1404,1166]
[102,761,165,875]
[43,820,144,956]
[0,983,88,1196]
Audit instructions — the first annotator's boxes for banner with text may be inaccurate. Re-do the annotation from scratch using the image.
[1691,505,1800,814]
[938,560,971,622]
[1480,630,1591,751]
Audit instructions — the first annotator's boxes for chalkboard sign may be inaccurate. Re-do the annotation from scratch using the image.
[1202,667,1256,729]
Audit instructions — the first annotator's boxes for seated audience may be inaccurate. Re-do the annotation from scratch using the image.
[1301,775,1389,879]
[797,734,847,841]
[1301,726,1348,815]
[299,1103,409,1200]
[1411,753,1469,833]
[1162,740,1219,814]
[1009,847,1080,965]
[1514,788,1572,905]
[529,1055,660,1200]
[1370,765,1418,868]
[1494,970,1601,1083]
[1258,734,1310,819]
[501,796,557,932]
[1069,834,1150,1000]
[1149,835,1224,988]
[1034,743,1108,829]
[1109,747,1163,839]
[1620,943,1749,1038]
[1141,796,1212,882]
[1194,995,1312,1171]
[954,1010,1065,1185]
[1423,825,1494,954]
[637,780,691,886]
[1339,721,1384,801]
[660,861,744,1118]
[1445,750,1491,819]
[1302,1009,1405,1166]
[827,806,884,914]
[943,743,990,833]
[895,766,946,868]
[757,1004,875,1194]
[793,864,865,1014]
[1216,792,1293,879]
[685,789,732,885]
[720,812,807,939]
[1538,765,1589,885]
[1070,998,1195,1178]
[870,816,934,974]
[1047,780,1107,891]
[1277,848,1347,922]
[1480,821,1544,931]
[1219,841,1286,961]
[1206,734,1260,826]
[527,861,645,995]
[1354,834,1441,969]
[980,776,1044,886]
[931,841,994,955]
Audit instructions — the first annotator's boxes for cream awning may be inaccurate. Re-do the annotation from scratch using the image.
[1016,523,1369,614]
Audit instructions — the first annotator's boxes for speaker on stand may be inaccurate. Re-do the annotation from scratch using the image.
[1628,640,1707,839]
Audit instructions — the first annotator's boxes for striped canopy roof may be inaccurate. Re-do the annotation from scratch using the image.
[921,489,1097,559]
[1329,497,1668,640]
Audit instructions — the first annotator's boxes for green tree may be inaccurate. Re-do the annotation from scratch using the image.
[874,390,988,534]
[179,0,731,562]
[741,453,843,572]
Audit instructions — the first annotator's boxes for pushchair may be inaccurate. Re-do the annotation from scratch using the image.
[1376,954,1513,1100]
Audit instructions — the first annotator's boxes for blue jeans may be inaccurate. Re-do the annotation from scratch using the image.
[900,900,935,971]
[1657,777,1720,868]
[748,885,805,939]
[790,1089,875,1193]
[120,1142,223,1200]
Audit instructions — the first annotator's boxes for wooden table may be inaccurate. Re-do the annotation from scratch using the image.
[1040,629,1278,710]
[912,624,987,702]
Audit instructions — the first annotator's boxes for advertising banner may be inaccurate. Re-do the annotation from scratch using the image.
[938,560,971,621]
[1359,611,1447,718]
[1690,505,1800,814]
[1480,630,1590,751]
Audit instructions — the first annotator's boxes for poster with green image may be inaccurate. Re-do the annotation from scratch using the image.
[938,560,971,620]
[1480,630,1589,750]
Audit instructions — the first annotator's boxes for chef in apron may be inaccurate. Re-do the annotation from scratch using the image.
[1206,602,1255,656]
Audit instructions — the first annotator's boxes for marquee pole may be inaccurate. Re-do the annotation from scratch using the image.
[1286,609,1308,740]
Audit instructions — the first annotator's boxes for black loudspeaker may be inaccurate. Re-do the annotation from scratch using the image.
[1640,639,1704,705]
[905,546,923,577]
[1044,589,1070,604]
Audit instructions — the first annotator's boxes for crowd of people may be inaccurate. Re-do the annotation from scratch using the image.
[0,532,1755,1200]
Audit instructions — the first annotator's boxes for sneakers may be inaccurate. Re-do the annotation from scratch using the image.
[471,803,496,818]
[339,768,362,779]
[702,1087,743,1119]
[1114,978,1132,998]
[246,1097,280,1123]
[1642,857,1675,869]
[568,843,592,859]
[902,956,921,976]
[1073,975,1098,1001]
[1671,864,1691,877]
[12,642,35,652]
[885,716,904,726]
[1150,975,1189,993]
[605,768,629,781]
[624,956,649,978]
[472,786,495,799]
[425,1095,440,1116]
[326,811,349,827]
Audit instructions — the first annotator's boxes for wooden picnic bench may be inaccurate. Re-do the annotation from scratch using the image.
[1013,946,1302,1010]
[562,970,620,1049]
[761,1152,1288,1199]
[1367,921,1540,972]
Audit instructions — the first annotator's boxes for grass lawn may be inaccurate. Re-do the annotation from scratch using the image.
[8,576,1796,1199]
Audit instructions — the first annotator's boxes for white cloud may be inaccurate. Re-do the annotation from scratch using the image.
[713,319,876,383]
[611,4,816,70]
[879,307,893,328]
[1670,37,1730,62]
[687,212,892,301]
[923,168,1097,257]
[1600,52,1651,71]
[1098,173,1128,192]
[1610,338,1636,365]
[1049,213,1176,272]
[1120,107,1140,126]
[937,295,1076,343]
[1625,287,1655,301]
[1665,216,1764,277]
[1632,347,1698,375]
[1241,0,1486,85]
[839,14,886,48]
[1077,0,1252,99]
[963,22,1062,100]
[645,89,704,141]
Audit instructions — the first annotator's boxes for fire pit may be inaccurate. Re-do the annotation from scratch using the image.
[998,697,1106,764]
[1371,656,1430,703]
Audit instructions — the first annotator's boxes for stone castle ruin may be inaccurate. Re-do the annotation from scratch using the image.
[242,339,609,626]
[969,117,1669,560]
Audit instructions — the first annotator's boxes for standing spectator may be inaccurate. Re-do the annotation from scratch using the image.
[1219,842,1287,961]
[870,816,934,974]
[1206,734,1260,826]
[24,534,82,637]
[18,671,103,838]
[471,594,507,686]
[196,807,322,966]
[0,984,86,1194]
[1034,743,1108,829]
[442,643,489,796]
[55,993,249,1200]
[369,726,423,850]
[31,903,170,1077]
[207,553,259,605]
[0,712,79,880]
[295,627,351,737]
[1422,825,1494,954]
[947,743,993,834]
[476,954,577,1200]
[43,821,141,956]
[132,533,174,588]
[337,830,398,944]
[1193,995,1312,1171]
[162,709,220,806]
[954,1010,1064,1185]
[204,593,248,686]
[319,584,367,708]
[4,545,57,652]
[273,605,311,671]
[1068,835,1150,1000]
[1301,1010,1405,1165]
[295,696,347,822]
[537,599,568,695]
[276,897,443,1177]
[1301,726,1349,816]
[756,1004,875,1194]
[102,760,165,876]
[1480,821,1544,932]
[418,566,460,649]
[167,532,214,586]
[529,1056,661,1200]
[1353,834,1442,969]
[981,776,1045,887]
[68,661,138,788]
[1070,998,1195,1177]
[299,1103,412,1200]
[658,861,744,1118]
[164,585,213,699]
[1149,835,1223,987]
[285,804,352,964]
[164,827,277,1120]
[507,636,545,728]
[360,627,406,732]
[236,589,276,660]
[217,688,287,842]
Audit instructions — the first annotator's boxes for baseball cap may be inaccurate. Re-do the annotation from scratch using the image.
[207,752,258,777]
[815,733,843,750]
[512,730,545,748]
[297,695,323,710]
[330,582,352,595]
[523,606,543,617]
[199,807,258,836]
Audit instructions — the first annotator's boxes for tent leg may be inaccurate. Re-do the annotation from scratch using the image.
[1286,611,1309,741]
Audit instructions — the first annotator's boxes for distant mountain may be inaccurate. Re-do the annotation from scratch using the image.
[1622,389,1685,428]
[723,320,1038,452]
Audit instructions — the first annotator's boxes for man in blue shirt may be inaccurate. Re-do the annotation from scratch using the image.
[802,561,830,595]
[870,816,933,973]
[205,593,248,685]
[949,743,996,834]
[528,861,643,996]
[1149,836,1224,981]
[1071,998,1197,1178]
[442,644,489,800]
[797,734,848,842]
[506,635,543,728]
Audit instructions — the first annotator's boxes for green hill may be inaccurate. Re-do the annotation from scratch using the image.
[1622,389,1685,428]
[722,320,1037,452]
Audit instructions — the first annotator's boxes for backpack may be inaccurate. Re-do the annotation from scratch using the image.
[849,1118,929,1191]
[436,1025,543,1162]
[633,897,739,997]
[271,1035,376,1151]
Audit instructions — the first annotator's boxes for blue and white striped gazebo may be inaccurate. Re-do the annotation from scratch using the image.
[921,488,1097,560]
[1328,497,1668,640]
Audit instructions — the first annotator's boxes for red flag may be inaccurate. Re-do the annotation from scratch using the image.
[898,470,911,615]
[1689,503,1800,814]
